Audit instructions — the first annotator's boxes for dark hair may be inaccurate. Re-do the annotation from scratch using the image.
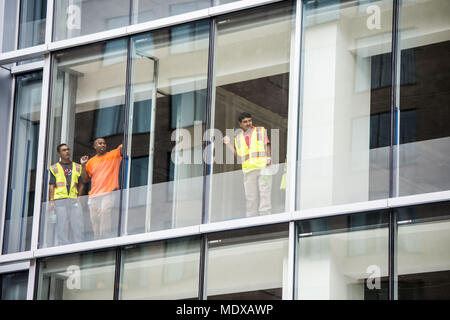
[238,112,252,123]
[93,137,106,145]
[56,143,68,153]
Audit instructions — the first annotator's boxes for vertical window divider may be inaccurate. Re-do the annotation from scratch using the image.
[286,0,304,300]
[286,0,302,215]
[113,247,122,300]
[388,208,398,300]
[0,75,15,255]
[390,0,400,199]
[29,259,39,300]
[14,0,21,52]
[389,0,401,301]
[202,18,217,225]
[45,0,55,45]
[292,0,305,213]
[129,0,134,26]
[198,17,217,300]
[198,234,209,300]
[120,37,133,239]
[28,53,52,300]
[287,221,297,300]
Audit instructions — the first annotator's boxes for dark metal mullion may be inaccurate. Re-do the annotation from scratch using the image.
[118,37,133,238]
[389,1,400,199]
[113,247,122,300]
[31,54,54,299]
[292,0,306,300]
[388,0,400,301]
[112,37,133,300]
[388,209,398,300]
[0,273,3,299]
[2,75,18,255]
[201,18,216,226]
[198,18,216,301]
[198,235,208,300]
[33,260,41,300]
[129,0,133,26]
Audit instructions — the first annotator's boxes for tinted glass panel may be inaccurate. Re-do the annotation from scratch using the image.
[397,202,450,299]
[18,0,47,49]
[37,250,116,300]
[297,211,389,300]
[211,1,295,222]
[397,0,450,196]
[207,224,289,299]
[40,40,127,247]
[297,0,393,209]
[53,0,130,41]
[123,22,209,234]
[3,72,42,254]
[0,271,28,300]
[119,237,201,299]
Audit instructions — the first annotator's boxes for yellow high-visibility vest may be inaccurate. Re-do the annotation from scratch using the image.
[50,162,82,200]
[235,126,268,173]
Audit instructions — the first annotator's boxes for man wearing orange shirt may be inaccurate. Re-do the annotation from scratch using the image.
[84,138,122,239]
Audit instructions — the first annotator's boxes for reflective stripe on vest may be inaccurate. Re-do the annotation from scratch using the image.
[235,127,268,173]
[50,162,81,200]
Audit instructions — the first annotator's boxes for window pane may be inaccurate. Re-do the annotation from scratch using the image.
[297,0,393,210]
[397,202,450,299]
[40,40,127,248]
[207,224,289,299]
[397,0,450,196]
[123,22,209,234]
[131,0,210,24]
[1,0,19,53]
[296,211,389,300]
[53,0,130,41]
[119,237,200,299]
[0,271,28,300]
[211,1,295,222]
[36,250,116,300]
[3,72,42,254]
[18,0,47,49]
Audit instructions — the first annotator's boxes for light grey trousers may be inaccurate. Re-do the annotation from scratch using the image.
[89,192,116,239]
[55,199,84,245]
[243,169,272,217]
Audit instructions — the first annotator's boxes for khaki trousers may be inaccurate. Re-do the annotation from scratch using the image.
[243,169,272,217]
[89,193,115,239]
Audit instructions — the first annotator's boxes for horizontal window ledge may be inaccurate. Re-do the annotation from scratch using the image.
[10,61,45,74]
[388,190,450,208]
[200,212,293,234]
[0,45,48,66]
[1,190,449,262]
[0,251,33,264]
[294,199,390,220]
[0,261,30,274]
[33,225,202,259]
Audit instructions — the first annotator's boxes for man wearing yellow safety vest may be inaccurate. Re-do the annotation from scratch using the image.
[48,143,88,245]
[223,112,272,216]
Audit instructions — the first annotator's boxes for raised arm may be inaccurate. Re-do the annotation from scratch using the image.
[80,155,90,183]
[223,136,237,157]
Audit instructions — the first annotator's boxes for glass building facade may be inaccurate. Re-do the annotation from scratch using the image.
[0,0,449,300]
